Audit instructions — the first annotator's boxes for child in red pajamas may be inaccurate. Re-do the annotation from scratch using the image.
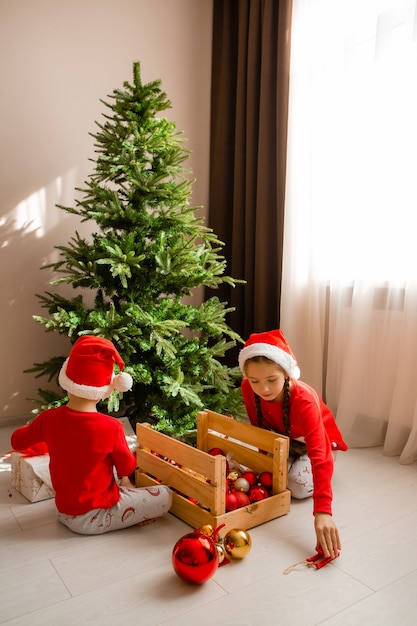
[238,329,347,558]
[11,336,172,534]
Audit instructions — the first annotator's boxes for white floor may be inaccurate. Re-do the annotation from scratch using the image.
[1,422,417,626]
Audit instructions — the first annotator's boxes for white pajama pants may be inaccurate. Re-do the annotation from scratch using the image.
[57,485,172,535]
[287,454,314,500]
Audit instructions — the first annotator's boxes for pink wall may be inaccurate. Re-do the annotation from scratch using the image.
[0,0,213,421]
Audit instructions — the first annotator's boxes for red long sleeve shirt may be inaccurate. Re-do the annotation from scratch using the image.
[241,378,347,515]
[11,406,136,515]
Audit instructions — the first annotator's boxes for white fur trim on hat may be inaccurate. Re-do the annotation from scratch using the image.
[239,343,300,379]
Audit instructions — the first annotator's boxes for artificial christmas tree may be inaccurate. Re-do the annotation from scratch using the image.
[27,62,245,437]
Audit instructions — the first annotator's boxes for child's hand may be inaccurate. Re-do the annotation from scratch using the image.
[314,512,341,558]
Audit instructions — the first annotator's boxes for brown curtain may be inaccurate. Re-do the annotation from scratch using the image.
[207,0,293,360]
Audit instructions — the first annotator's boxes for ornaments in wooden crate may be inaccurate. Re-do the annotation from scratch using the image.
[208,447,273,512]
[146,445,274,514]
[172,523,252,584]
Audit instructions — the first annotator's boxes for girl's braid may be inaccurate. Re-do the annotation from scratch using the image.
[254,392,263,427]
[254,375,291,437]
[281,376,291,437]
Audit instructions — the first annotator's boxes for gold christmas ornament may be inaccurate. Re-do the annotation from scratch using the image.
[224,528,252,559]
[200,524,214,537]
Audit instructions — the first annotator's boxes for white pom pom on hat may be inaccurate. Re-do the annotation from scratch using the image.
[238,329,300,379]
[58,335,133,401]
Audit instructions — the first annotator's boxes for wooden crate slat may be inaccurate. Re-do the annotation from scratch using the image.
[136,449,225,512]
[199,410,288,454]
[173,491,291,534]
[137,423,220,478]
[204,432,274,477]
[273,438,289,493]
[136,470,218,527]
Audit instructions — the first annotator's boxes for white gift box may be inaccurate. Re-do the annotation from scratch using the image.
[10,416,138,503]
[10,452,55,503]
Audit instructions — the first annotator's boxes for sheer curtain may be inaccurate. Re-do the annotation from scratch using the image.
[281,0,417,463]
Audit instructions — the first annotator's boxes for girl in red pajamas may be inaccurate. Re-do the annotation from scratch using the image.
[11,336,172,534]
[238,329,347,559]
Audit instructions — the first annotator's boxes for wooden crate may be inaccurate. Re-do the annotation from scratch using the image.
[136,409,291,533]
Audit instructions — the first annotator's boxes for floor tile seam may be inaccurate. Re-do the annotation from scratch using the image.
[46,559,181,600]
[333,479,417,513]
[343,506,417,543]
[8,503,25,533]
[49,557,75,598]
[0,593,75,626]
[312,585,375,626]
[374,566,417,591]
[331,563,385,593]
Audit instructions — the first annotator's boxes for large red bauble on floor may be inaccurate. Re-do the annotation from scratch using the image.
[172,531,219,584]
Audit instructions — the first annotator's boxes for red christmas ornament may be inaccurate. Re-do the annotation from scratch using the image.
[248,485,268,502]
[208,447,224,456]
[234,491,251,507]
[208,447,229,473]
[172,531,219,584]
[241,470,257,487]
[225,491,239,511]
[258,471,273,489]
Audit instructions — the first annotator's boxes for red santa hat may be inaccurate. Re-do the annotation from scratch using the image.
[58,335,133,401]
[238,329,300,379]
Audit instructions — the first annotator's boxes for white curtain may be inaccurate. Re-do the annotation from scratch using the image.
[281,0,417,464]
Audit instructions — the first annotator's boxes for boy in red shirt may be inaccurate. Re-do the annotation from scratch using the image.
[11,336,172,534]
